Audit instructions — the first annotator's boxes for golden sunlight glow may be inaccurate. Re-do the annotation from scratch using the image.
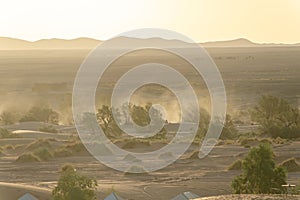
[0,0,300,43]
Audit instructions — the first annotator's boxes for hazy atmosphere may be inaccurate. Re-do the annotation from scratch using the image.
[0,1,300,200]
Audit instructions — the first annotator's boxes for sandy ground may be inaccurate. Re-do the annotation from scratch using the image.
[0,47,299,199]
[196,194,300,200]
[0,123,299,200]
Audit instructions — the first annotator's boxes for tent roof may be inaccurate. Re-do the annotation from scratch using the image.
[104,192,125,200]
[171,191,199,200]
[18,193,39,200]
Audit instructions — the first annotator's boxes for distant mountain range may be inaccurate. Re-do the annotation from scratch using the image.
[0,37,299,50]
[0,37,101,50]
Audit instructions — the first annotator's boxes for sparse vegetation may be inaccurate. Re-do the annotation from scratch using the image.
[279,158,300,172]
[0,148,4,156]
[0,110,20,125]
[251,95,300,139]
[238,137,273,147]
[4,144,15,150]
[196,108,210,140]
[65,141,86,153]
[52,165,98,200]
[219,114,239,140]
[0,128,17,138]
[16,153,40,163]
[53,148,73,157]
[228,159,243,170]
[122,139,151,149]
[96,103,167,140]
[20,105,59,124]
[39,125,58,133]
[26,138,53,151]
[231,143,286,194]
[32,147,53,161]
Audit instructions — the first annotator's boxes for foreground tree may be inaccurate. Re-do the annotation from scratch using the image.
[232,143,286,194]
[251,95,300,138]
[52,165,98,200]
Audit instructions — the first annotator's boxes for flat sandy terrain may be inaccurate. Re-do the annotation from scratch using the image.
[0,47,299,199]
[0,122,299,199]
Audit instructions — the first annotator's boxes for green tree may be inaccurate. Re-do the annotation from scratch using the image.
[130,103,166,139]
[97,105,114,131]
[97,103,167,139]
[20,106,59,124]
[52,165,98,200]
[196,108,210,140]
[251,95,300,138]
[231,143,286,194]
[130,104,151,126]
[96,105,122,138]
[194,109,238,141]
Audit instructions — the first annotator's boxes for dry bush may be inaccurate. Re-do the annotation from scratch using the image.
[33,147,53,161]
[39,125,58,133]
[0,128,17,138]
[279,158,300,172]
[65,141,86,153]
[26,138,53,151]
[228,159,243,170]
[53,148,73,157]
[16,153,40,163]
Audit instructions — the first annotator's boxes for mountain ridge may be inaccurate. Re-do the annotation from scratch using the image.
[0,36,299,50]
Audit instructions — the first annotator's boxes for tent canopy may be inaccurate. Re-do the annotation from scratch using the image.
[18,193,39,200]
[104,192,125,200]
[171,191,199,200]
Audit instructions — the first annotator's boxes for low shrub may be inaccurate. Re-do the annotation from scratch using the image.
[273,137,287,144]
[238,137,258,146]
[33,147,53,161]
[228,159,243,170]
[53,148,73,157]
[4,144,15,150]
[16,153,40,163]
[26,138,52,151]
[0,128,17,138]
[39,125,58,133]
[279,158,300,172]
[65,141,86,153]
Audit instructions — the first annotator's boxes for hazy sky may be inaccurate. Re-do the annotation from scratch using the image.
[1,0,300,43]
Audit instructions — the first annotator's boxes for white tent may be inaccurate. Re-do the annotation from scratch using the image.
[18,193,39,200]
[171,191,199,200]
[104,192,125,200]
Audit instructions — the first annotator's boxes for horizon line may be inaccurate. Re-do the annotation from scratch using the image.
[1,36,300,46]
